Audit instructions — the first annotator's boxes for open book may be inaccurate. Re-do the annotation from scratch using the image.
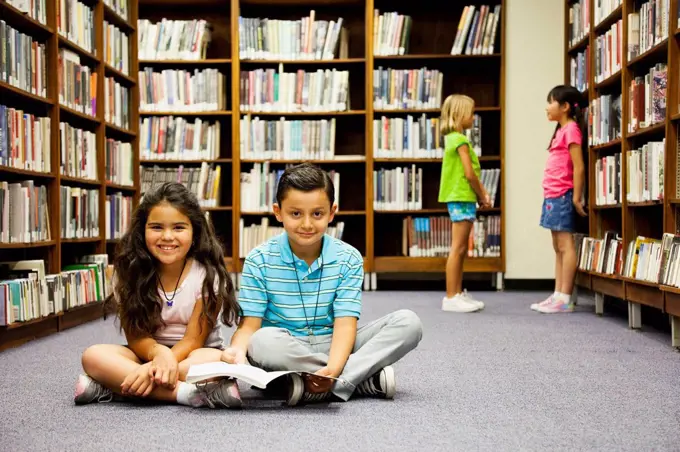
[186,362,338,389]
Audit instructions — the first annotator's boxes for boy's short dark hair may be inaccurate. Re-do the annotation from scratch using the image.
[275,163,335,206]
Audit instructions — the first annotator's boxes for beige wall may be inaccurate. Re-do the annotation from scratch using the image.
[505,0,564,279]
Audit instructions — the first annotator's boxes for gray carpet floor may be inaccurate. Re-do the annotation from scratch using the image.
[2,290,680,451]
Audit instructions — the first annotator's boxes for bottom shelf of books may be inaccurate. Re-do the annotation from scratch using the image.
[576,232,680,347]
[0,254,112,351]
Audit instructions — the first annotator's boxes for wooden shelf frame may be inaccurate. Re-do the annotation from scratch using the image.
[0,0,140,350]
[133,0,506,278]
[566,0,680,345]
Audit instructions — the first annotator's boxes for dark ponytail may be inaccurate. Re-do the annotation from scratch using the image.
[546,84,588,150]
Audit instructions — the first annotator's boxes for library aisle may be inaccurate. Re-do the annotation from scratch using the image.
[1,291,680,450]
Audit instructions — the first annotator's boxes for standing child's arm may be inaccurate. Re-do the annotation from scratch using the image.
[457,144,489,206]
[569,143,587,216]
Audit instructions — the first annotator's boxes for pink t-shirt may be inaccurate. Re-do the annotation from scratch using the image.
[543,121,582,198]
[113,260,225,349]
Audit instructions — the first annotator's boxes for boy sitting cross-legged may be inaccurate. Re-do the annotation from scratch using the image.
[223,163,423,406]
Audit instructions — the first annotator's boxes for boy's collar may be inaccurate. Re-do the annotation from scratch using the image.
[277,231,339,264]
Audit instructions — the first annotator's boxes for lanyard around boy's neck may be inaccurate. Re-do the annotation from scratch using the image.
[294,238,323,336]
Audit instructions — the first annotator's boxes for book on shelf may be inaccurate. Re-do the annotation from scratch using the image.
[105,77,130,129]
[105,138,133,186]
[373,114,445,159]
[373,165,422,211]
[659,233,680,287]
[240,12,348,61]
[240,162,340,212]
[59,49,97,117]
[60,186,100,239]
[239,217,345,258]
[595,0,622,25]
[104,0,129,21]
[140,116,222,161]
[0,104,51,172]
[595,152,622,206]
[578,231,623,274]
[373,67,443,110]
[140,163,222,208]
[0,181,50,244]
[569,0,590,46]
[240,116,337,161]
[240,68,349,113]
[627,0,670,60]
[622,236,661,282]
[373,10,412,56]
[402,215,500,258]
[106,193,133,240]
[139,68,226,113]
[570,47,590,93]
[58,0,96,55]
[626,139,664,203]
[0,20,48,98]
[594,19,622,84]
[60,122,97,181]
[104,21,130,76]
[450,4,501,56]
[0,254,111,326]
[5,0,48,25]
[138,19,211,61]
[589,93,622,146]
[480,168,500,207]
[628,63,667,132]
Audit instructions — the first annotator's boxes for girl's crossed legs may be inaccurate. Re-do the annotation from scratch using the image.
[74,344,241,408]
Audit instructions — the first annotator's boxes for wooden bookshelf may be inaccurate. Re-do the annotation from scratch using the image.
[565,0,680,347]
[0,0,139,350]
[133,0,505,289]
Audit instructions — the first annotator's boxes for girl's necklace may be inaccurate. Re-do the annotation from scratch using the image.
[158,258,188,307]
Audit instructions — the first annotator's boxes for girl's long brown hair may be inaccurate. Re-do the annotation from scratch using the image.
[104,182,240,338]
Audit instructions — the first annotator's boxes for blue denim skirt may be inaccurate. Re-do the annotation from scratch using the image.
[539,189,575,232]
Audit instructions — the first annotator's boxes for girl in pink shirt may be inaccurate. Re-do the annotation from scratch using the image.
[532,85,588,314]
[74,182,243,409]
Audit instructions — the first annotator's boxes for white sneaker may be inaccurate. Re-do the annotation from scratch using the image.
[462,289,484,309]
[442,294,480,312]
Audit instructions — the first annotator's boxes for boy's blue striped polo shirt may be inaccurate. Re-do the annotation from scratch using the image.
[238,231,364,336]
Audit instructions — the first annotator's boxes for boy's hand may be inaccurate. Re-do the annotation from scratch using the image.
[222,347,247,365]
[573,196,587,217]
[304,366,338,393]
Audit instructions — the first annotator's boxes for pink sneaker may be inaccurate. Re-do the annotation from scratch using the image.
[530,295,554,311]
[535,298,574,313]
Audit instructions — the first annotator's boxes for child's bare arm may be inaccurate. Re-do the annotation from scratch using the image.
[457,144,487,202]
[569,143,587,216]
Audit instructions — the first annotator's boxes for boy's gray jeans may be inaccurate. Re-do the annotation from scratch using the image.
[247,309,423,401]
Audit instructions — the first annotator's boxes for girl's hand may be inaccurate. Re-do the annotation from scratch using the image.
[121,362,155,397]
[221,347,247,365]
[479,190,492,209]
[573,196,588,217]
[149,346,179,389]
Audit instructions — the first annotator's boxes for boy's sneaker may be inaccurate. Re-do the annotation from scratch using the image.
[535,298,574,314]
[74,374,113,405]
[530,295,554,311]
[462,289,485,310]
[442,294,480,312]
[355,365,396,399]
[194,378,243,409]
[286,374,333,406]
